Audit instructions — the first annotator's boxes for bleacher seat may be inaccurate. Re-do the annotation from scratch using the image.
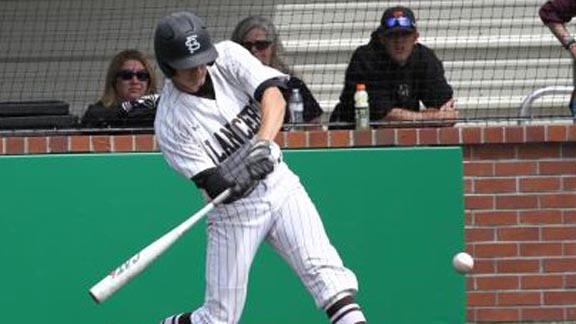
[0,100,78,130]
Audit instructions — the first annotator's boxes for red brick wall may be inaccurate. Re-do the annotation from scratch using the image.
[464,140,576,322]
[2,124,576,323]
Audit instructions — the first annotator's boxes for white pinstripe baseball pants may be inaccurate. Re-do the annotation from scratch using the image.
[191,184,359,324]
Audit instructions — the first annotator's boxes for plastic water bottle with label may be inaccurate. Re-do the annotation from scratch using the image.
[289,88,304,130]
[354,83,369,130]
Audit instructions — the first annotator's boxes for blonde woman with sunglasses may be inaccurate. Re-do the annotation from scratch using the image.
[81,49,159,129]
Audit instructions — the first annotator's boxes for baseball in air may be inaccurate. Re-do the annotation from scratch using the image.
[452,252,474,273]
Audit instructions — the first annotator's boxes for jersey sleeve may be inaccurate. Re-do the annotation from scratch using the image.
[155,87,216,179]
[156,122,216,179]
[215,41,289,100]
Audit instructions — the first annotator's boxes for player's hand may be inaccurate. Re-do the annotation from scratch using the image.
[223,179,258,204]
[226,178,257,204]
[218,166,257,204]
[246,139,282,180]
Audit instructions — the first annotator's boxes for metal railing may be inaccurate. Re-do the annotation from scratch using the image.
[519,86,573,120]
[519,59,575,123]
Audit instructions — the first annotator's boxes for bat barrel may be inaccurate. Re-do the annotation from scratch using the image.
[89,282,111,304]
[89,276,119,304]
[89,251,151,303]
[88,189,230,304]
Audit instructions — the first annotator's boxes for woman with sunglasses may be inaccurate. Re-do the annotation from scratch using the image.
[330,6,457,129]
[231,15,323,129]
[81,49,159,128]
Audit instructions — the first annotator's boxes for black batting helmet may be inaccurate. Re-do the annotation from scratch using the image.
[154,12,218,78]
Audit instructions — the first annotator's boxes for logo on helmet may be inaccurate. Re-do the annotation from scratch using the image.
[185,35,201,54]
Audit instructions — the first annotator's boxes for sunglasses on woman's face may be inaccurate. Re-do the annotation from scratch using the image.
[241,40,272,51]
[116,69,150,81]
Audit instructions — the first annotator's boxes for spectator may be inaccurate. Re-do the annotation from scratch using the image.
[330,6,457,129]
[231,15,324,128]
[81,49,159,128]
[539,0,576,118]
[539,0,576,60]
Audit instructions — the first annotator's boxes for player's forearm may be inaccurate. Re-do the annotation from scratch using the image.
[257,87,286,141]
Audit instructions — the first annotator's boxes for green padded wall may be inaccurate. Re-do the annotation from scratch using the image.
[0,147,464,324]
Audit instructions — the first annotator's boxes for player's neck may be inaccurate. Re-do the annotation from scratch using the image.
[193,74,215,99]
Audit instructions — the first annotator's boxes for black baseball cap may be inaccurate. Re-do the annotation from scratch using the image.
[376,6,417,35]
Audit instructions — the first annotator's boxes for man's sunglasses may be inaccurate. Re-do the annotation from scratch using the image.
[116,70,151,81]
[385,16,414,28]
[241,40,272,51]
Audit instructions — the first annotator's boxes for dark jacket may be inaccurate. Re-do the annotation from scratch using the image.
[330,35,453,128]
[81,99,157,128]
[539,0,576,24]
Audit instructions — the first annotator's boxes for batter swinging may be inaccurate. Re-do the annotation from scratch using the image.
[154,11,367,324]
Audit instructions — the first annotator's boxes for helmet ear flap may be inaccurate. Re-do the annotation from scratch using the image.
[158,60,175,78]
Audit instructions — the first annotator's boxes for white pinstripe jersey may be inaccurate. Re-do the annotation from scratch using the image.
[155,41,300,200]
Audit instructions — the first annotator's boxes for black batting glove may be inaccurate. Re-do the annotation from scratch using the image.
[226,178,257,204]
[246,139,282,180]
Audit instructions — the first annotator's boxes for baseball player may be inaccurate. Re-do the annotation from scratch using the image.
[153,11,367,324]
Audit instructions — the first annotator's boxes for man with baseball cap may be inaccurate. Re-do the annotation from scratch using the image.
[153,11,368,324]
[330,6,457,128]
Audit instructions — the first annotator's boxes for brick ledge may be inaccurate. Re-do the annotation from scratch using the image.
[1,124,575,155]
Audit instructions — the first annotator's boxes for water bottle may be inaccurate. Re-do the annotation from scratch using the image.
[288,88,304,130]
[354,83,370,130]
[121,94,160,112]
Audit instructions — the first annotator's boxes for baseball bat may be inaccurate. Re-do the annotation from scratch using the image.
[89,188,231,304]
